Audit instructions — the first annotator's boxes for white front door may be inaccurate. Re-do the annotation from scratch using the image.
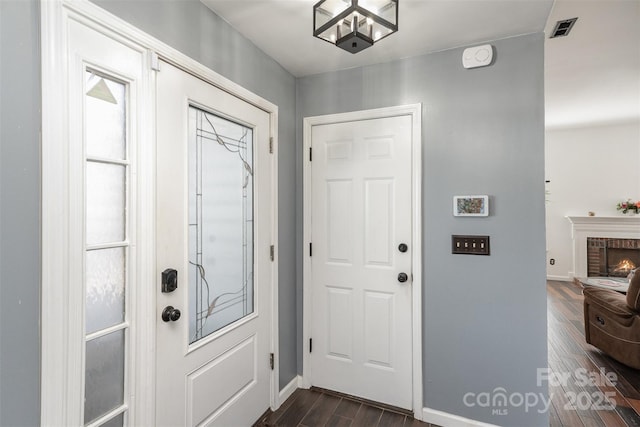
[309,115,414,409]
[155,60,273,426]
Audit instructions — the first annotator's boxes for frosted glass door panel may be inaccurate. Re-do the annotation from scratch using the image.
[84,330,125,424]
[85,71,126,160]
[85,247,126,334]
[100,413,124,427]
[83,66,129,426]
[188,107,254,344]
[86,162,126,245]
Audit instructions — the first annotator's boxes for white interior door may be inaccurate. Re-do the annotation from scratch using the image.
[155,60,273,426]
[309,115,413,409]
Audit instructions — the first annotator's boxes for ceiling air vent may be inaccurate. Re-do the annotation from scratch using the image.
[550,17,578,38]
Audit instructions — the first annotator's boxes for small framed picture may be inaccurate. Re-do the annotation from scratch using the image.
[453,195,489,217]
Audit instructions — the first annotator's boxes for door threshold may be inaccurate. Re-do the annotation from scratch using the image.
[310,386,413,417]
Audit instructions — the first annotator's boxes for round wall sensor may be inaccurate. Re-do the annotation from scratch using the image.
[462,44,494,69]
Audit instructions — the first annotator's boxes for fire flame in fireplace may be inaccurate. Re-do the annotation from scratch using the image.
[613,259,637,275]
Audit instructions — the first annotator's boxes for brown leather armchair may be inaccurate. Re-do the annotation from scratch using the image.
[583,268,640,370]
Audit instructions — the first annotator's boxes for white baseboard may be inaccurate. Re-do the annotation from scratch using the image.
[547,275,572,282]
[422,408,498,427]
[277,375,301,407]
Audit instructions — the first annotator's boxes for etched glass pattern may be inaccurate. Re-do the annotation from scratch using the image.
[188,106,254,344]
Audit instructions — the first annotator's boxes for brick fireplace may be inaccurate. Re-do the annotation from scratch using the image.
[587,237,640,277]
[567,216,640,278]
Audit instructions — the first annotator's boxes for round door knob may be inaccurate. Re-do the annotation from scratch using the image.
[398,272,408,283]
[162,306,181,322]
[398,243,408,253]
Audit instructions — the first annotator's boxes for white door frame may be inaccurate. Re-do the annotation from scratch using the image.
[302,105,423,419]
[41,1,279,425]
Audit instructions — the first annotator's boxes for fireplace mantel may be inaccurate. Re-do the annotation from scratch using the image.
[567,216,640,277]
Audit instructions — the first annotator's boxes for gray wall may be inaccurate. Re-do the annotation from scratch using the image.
[91,0,299,390]
[296,33,549,426]
[0,1,42,426]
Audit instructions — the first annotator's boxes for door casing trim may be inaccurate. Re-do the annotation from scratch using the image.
[41,1,280,425]
[301,105,423,420]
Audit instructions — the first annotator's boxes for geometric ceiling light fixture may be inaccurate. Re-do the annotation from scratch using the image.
[313,0,398,54]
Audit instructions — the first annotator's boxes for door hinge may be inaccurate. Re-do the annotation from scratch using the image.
[270,245,275,262]
[309,242,312,257]
[150,51,160,71]
[269,353,274,370]
[309,147,313,161]
[269,137,274,154]
[309,338,313,353]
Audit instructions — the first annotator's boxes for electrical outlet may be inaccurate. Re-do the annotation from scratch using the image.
[452,235,490,255]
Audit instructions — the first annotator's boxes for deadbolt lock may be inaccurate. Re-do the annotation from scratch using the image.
[161,268,178,293]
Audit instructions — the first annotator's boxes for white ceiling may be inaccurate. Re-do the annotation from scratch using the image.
[202,0,555,77]
[202,0,640,129]
[544,0,640,129]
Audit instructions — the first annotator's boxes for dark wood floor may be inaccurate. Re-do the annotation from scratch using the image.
[254,387,437,427]
[547,280,640,427]
[257,280,640,427]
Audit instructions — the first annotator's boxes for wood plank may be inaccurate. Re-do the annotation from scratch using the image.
[550,382,586,427]
[548,399,563,427]
[334,398,362,419]
[325,414,353,427]
[629,398,640,415]
[378,411,406,427]
[403,417,432,427]
[260,388,305,425]
[352,404,383,426]
[274,388,322,427]
[300,393,342,427]
[615,406,640,427]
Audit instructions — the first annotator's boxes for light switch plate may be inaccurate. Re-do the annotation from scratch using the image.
[452,235,490,255]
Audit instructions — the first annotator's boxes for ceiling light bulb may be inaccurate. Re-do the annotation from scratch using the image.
[374,31,381,40]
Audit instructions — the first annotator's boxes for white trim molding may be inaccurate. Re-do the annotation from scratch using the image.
[302,104,423,419]
[41,1,71,423]
[567,216,640,278]
[277,376,302,408]
[422,407,498,427]
[546,275,572,282]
